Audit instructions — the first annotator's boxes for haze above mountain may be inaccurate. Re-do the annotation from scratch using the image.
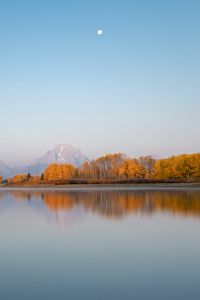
[0,145,88,178]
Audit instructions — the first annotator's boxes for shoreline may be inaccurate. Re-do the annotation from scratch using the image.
[1,182,200,191]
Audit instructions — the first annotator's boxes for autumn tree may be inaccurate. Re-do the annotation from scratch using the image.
[138,156,156,178]
[13,174,29,183]
[154,153,200,180]
[44,163,76,181]
[42,152,200,182]
[118,159,146,179]
[79,161,93,179]
[94,153,125,179]
[78,153,125,180]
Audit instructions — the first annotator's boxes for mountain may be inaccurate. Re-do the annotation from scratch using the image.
[34,144,87,166]
[0,144,88,178]
[0,161,13,179]
[21,144,88,175]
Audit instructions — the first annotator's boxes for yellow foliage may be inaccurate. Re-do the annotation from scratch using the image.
[16,152,200,183]
[30,176,41,183]
[118,159,146,179]
[154,153,200,180]
[44,163,76,181]
[13,174,28,183]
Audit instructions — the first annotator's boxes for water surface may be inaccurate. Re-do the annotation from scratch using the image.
[0,188,200,300]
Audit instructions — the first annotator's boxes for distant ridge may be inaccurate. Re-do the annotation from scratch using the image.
[0,161,13,178]
[0,144,88,178]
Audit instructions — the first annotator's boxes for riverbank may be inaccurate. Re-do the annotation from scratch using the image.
[1,182,200,191]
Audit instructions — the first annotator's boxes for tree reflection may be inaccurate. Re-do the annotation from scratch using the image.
[4,190,200,219]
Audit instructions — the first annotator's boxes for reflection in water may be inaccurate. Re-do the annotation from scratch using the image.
[0,189,200,300]
[0,189,200,221]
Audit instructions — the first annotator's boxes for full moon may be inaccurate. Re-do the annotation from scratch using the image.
[97,29,103,35]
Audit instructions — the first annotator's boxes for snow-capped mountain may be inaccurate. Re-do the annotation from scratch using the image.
[21,144,88,175]
[0,145,88,178]
[34,144,87,166]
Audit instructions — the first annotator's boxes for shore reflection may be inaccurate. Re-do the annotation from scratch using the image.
[0,189,200,220]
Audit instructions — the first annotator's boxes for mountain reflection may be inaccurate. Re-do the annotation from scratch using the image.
[1,190,200,220]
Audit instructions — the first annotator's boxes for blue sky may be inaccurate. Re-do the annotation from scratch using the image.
[0,0,200,165]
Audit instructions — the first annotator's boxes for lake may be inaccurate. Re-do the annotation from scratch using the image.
[0,187,200,300]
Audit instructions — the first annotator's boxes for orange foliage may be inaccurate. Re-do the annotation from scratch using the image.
[118,159,146,179]
[13,174,29,183]
[154,153,200,180]
[5,152,200,183]
[30,176,41,183]
[44,163,76,181]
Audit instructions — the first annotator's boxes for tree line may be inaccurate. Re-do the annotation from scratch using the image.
[1,152,200,184]
[43,153,200,182]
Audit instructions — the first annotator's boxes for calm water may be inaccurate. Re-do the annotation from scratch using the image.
[0,188,200,300]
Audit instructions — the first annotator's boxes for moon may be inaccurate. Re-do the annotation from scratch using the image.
[97,29,103,35]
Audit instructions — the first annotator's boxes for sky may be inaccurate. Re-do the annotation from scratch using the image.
[0,0,200,166]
